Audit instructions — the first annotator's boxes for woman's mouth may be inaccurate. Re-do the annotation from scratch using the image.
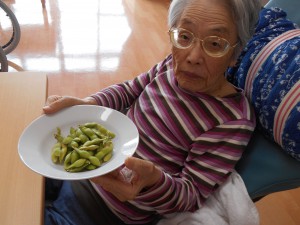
[181,71,200,78]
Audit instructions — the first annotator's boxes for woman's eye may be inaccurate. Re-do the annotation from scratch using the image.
[206,40,224,50]
[211,41,222,48]
[179,33,191,41]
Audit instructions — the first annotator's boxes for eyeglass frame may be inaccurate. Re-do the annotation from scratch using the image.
[168,27,239,58]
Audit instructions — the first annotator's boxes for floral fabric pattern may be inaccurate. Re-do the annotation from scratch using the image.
[227,7,300,160]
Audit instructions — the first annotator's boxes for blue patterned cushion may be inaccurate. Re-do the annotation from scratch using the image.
[227,8,300,160]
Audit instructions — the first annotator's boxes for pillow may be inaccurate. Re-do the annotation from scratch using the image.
[227,7,300,161]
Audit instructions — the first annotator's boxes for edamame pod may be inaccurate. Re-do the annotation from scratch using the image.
[69,127,76,138]
[75,128,83,137]
[67,161,90,172]
[83,122,98,128]
[95,145,113,161]
[88,156,101,167]
[79,134,89,143]
[107,131,116,139]
[86,164,98,170]
[62,136,73,145]
[69,140,79,148]
[74,148,90,159]
[80,145,99,151]
[103,152,112,162]
[51,142,62,163]
[64,152,72,169]
[70,150,80,164]
[54,127,64,143]
[52,147,61,157]
[79,126,98,140]
[51,153,59,163]
[73,137,81,143]
[82,138,103,147]
[59,144,68,163]
[67,158,87,170]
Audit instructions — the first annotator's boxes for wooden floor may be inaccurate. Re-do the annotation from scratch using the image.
[3,0,300,224]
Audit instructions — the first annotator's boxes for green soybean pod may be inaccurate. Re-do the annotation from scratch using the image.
[103,152,112,162]
[73,137,81,143]
[80,126,98,140]
[74,148,90,159]
[107,131,116,139]
[95,144,113,161]
[59,144,68,163]
[54,127,64,143]
[67,158,87,170]
[79,134,89,143]
[62,136,73,145]
[83,138,102,147]
[88,156,101,167]
[67,161,90,172]
[51,145,61,163]
[64,152,72,169]
[75,128,83,137]
[69,127,76,138]
[51,152,59,164]
[96,124,107,134]
[83,122,98,128]
[91,128,102,137]
[52,147,61,157]
[80,145,99,151]
[70,150,80,164]
[69,140,79,149]
[85,164,98,170]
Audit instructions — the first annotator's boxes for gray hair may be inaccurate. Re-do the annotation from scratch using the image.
[168,0,262,57]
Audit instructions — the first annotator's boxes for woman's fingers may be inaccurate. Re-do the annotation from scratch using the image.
[43,96,81,114]
[43,96,97,114]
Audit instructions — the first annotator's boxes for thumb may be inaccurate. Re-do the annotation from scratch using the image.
[125,157,149,171]
[125,157,157,176]
[124,157,161,188]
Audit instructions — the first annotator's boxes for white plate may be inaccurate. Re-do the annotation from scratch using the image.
[18,105,139,180]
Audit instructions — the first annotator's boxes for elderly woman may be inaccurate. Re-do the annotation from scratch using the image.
[44,0,262,224]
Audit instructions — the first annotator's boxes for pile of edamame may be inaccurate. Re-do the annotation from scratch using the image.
[51,122,115,172]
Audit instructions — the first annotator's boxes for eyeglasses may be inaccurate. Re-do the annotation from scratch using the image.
[168,28,238,57]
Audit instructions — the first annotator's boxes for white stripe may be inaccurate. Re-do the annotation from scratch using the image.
[273,80,300,145]
[188,166,215,186]
[144,93,186,149]
[222,100,241,119]
[136,136,182,167]
[245,29,300,100]
[194,136,248,146]
[195,160,228,174]
[201,99,224,124]
[155,80,195,138]
[218,124,254,131]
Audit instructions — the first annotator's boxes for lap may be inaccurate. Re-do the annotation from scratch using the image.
[44,179,126,225]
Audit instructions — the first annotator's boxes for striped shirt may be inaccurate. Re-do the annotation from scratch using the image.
[91,54,256,224]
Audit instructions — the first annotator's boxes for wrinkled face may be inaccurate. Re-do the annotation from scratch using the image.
[172,0,238,94]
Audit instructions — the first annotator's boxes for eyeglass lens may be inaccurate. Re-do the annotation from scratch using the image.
[170,28,231,57]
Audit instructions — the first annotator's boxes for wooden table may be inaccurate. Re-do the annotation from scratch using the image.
[0,72,47,225]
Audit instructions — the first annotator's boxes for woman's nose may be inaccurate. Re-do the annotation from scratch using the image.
[186,41,205,65]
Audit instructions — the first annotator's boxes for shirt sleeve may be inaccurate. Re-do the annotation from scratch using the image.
[133,118,255,214]
[90,55,172,111]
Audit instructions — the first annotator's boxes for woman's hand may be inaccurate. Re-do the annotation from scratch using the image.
[43,95,97,114]
[90,157,162,202]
